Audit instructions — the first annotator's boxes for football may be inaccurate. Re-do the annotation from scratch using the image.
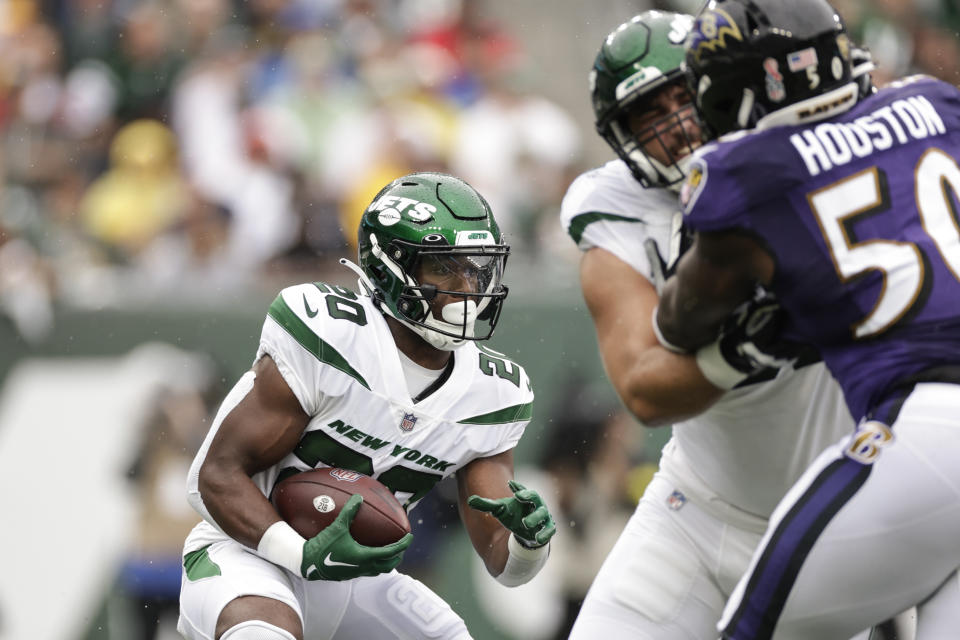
[271,467,411,547]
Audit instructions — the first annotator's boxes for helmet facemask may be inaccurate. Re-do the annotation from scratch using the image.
[591,12,702,189]
[397,247,509,350]
[602,78,703,189]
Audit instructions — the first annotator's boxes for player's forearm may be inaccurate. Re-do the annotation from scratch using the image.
[460,469,554,587]
[460,502,511,577]
[198,459,282,549]
[656,280,729,351]
[605,340,723,426]
[657,232,768,349]
[623,361,723,425]
[583,251,723,423]
[478,528,511,577]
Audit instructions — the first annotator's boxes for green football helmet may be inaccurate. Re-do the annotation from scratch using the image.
[591,11,700,188]
[347,172,510,351]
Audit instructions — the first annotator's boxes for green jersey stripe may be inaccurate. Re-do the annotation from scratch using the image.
[460,401,533,425]
[567,211,642,245]
[183,545,221,581]
[268,295,371,390]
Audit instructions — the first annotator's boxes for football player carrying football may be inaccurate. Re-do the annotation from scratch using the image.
[178,173,555,640]
[560,11,873,639]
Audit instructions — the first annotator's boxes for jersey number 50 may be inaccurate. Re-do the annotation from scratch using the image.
[809,148,960,338]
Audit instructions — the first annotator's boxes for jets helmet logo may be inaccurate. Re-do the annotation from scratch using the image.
[368,195,438,223]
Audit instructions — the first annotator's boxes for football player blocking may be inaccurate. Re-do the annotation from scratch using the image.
[657,0,960,638]
[561,10,882,640]
[178,173,556,640]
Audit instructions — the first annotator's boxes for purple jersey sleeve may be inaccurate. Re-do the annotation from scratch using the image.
[680,131,808,233]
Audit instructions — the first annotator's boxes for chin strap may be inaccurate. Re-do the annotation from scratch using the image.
[338,257,376,297]
[369,233,405,279]
[339,257,465,351]
[666,155,694,193]
[340,255,407,325]
[415,312,468,351]
[418,300,476,351]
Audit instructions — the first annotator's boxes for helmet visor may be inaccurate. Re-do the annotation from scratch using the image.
[415,252,504,297]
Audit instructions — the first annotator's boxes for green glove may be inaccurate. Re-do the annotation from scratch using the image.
[467,480,556,548]
[301,494,413,581]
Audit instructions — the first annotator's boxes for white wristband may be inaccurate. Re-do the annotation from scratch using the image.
[695,339,748,390]
[651,306,687,354]
[495,534,550,587]
[256,521,307,575]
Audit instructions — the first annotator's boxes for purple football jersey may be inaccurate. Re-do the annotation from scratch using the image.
[681,76,960,419]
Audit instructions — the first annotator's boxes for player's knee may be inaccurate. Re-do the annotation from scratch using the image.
[220,620,297,640]
[382,576,472,639]
[216,595,301,640]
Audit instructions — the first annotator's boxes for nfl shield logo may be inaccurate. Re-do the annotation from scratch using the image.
[763,58,786,102]
[400,413,418,432]
[666,489,687,511]
[329,468,361,482]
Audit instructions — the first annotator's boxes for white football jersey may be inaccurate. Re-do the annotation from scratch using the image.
[185,282,533,553]
[560,160,854,518]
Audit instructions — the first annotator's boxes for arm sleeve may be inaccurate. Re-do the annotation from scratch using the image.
[485,420,528,459]
[561,167,680,283]
[484,367,536,458]
[255,284,346,417]
[257,316,325,416]
[579,217,656,278]
[495,535,550,587]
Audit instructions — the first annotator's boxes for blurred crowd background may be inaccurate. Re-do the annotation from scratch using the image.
[1,0,958,338]
[0,0,957,639]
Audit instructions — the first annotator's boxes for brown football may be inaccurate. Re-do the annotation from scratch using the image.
[270,467,410,547]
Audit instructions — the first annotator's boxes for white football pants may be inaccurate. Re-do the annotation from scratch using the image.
[720,382,960,639]
[178,539,471,640]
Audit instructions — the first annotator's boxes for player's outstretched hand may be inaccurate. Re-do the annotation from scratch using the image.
[300,494,413,581]
[467,480,556,548]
